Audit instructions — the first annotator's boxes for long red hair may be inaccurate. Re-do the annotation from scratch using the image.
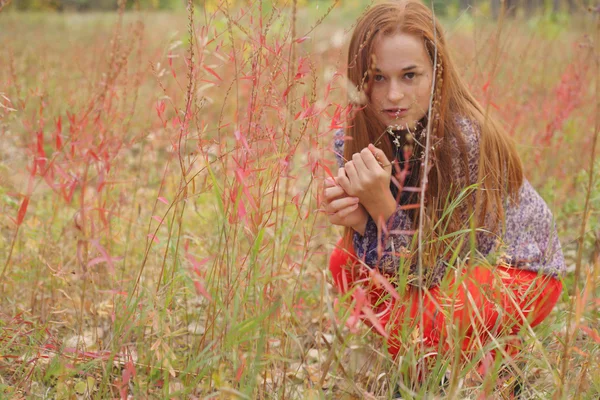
[342,0,523,256]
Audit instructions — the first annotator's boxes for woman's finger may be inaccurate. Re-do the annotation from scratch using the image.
[352,152,368,175]
[324,177,336,188]
[324,185,346,201]
[327,196,359,214]
[336,203,359,218]
[337,167,351,193]
[344,161,360,184]
[360,147,380,171]
[368,143,392,174]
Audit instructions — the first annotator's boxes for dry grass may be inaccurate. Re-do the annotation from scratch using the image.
[0,2,598,399]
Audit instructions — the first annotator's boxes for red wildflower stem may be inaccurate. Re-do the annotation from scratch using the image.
[1,164,36,283]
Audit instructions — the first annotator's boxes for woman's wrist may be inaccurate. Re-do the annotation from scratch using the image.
[364,192,397,229]
[351,215,368,236]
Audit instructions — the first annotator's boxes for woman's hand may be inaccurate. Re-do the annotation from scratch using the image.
[322,177,368,235]
[336,144,397,227]
[337,144,394,210]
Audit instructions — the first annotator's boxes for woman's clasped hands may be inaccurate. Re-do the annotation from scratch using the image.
[322,144,395,236]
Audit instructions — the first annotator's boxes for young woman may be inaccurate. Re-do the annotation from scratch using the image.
[323,0,565,385]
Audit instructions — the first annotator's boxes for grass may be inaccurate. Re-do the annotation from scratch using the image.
[0,1,599,399]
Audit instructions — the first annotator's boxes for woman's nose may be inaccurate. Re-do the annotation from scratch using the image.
[387,81,404,103]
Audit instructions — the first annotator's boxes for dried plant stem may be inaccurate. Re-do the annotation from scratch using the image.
[414,0,439,380]
[276,4,298,398]
[557,12,600,399]
[222,0,241,309]
[123,11,145,136]
[0,221,20,285]
[301,0,340,38]
[154,198,179,297]
[178,0,195,180]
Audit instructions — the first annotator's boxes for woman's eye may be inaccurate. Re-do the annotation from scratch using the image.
[373,74,385,82]
[404,72,416,80]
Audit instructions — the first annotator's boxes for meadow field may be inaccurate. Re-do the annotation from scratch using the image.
[0,2,599,399]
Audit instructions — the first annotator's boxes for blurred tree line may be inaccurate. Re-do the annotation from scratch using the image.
[3,0,595,13]
[7,0,181,11]
[451,0,592,17]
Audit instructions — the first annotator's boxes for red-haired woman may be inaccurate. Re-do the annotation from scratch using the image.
[322,0,564,394]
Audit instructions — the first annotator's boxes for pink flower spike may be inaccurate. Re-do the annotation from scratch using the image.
[193,280,213,302]
[361,305,388,338]
[89,239,119,273]
[345,315,359,333]
[370,269,401,300]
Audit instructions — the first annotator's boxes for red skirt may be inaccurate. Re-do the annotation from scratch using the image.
[329,238,562,361]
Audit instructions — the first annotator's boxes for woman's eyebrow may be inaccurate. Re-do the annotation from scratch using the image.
[374,65,419,72]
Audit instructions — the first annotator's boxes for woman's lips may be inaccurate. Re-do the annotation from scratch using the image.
[384,108,408,118]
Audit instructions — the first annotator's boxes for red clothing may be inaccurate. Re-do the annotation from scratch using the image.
[329,238,562,360]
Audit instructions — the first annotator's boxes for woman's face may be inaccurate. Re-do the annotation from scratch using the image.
[369,32,434,131]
